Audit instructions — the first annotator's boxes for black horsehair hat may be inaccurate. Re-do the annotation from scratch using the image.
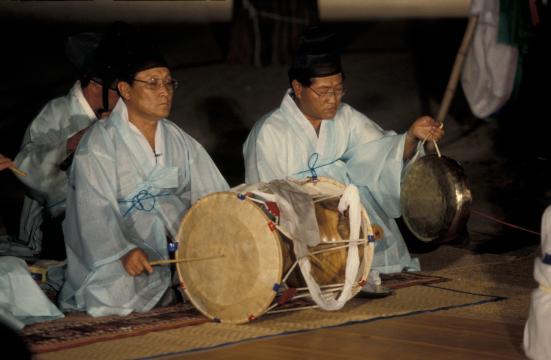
[288,26,342,84]
[65,32,109,84]
[65,22,168,113]
[105,22,168,82]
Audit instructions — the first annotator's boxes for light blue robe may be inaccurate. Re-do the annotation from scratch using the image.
[0,256,64,330]
[243,90,420,273]
[60,100,229,317]
[14,82,97,256]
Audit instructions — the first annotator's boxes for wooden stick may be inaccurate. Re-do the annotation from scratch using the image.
[427,14,478,155]
[9,166,28,177]
[436,14,479,124]
[149,254,225,266]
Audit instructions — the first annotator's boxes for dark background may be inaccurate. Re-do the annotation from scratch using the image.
[0,3,549,256]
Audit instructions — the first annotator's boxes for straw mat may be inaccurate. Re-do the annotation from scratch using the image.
[34,283,503,360]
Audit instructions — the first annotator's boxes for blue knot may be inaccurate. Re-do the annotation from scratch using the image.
[307,152,319,181]
[368,235,375,243]
[120,189,170,217]
[273,283,282,292]
[237,193,246,200]
[296,152,339,180]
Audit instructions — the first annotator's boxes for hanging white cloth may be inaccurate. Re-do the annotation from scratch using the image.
[461,0,518,118]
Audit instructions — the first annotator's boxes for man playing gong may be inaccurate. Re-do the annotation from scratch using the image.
[243,26,444,287]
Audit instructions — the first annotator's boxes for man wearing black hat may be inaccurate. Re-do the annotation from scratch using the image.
[12,31,121,260]
[59,26,229,317]
[243,27,444,289]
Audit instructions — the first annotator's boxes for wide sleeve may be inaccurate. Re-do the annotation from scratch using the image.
[342,108,406,218]
[63,128,137,270]
[243,120,289,184]
[183,134,230,202]
[14,101,92,212]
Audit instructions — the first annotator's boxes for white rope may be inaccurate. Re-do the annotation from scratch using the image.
[236,181,373,313]
[296,185,368,311]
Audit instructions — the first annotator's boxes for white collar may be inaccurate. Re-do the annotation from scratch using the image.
[71,81,97,120]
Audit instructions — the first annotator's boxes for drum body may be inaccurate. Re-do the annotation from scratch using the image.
[175,178,373,323]
[401,154,472,242]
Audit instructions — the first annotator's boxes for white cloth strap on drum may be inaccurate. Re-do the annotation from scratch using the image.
[268,180,321,258]
[297,184,366,311]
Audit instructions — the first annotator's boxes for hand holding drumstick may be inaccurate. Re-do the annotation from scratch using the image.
[121,247,225,277]
[122,248,153,277]
[0,153,27,177]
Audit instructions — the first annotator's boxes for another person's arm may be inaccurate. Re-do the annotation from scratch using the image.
[0,154,15,171]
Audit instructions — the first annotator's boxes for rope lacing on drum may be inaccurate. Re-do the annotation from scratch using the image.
[236,188,373,314]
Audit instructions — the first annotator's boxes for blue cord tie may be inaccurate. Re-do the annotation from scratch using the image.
[296,152,338,181]
[543,253,551,265]
[307,152,319,181]
[168,242,179,252]
[120,189,170,217]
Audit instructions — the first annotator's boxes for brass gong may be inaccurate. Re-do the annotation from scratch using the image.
[401,154,472,242]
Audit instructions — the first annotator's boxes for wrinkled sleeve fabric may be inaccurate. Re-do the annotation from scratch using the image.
[15,98,92,211]
[174,125,230,202]
[342,108,405,218]
[0,256,64,330]
[63,126,137,271]
[243,113,289,183]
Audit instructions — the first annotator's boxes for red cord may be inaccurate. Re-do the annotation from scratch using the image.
[471,209,540,236]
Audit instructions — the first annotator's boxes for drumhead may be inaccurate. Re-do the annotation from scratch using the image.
[401,155,472,242]
[175,192,283,324]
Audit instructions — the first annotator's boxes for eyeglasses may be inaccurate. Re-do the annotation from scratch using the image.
[308,86,346,99]
[133,78,179,91]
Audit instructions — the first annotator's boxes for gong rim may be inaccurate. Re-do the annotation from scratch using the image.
[401,154,472,242]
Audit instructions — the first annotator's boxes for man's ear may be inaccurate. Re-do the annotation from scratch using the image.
[117,82,131,101]
[291,80,303,99]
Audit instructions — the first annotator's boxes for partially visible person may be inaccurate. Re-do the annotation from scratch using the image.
[0,256,64,330]
[243,26,443,279]
[0,154,15,172]
[13,28,124,260]
[60,25,229,317]
[524,205,551,360]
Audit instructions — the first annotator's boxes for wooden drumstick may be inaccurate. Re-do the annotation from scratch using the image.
[149,254,225,266]
[9,166,28,177]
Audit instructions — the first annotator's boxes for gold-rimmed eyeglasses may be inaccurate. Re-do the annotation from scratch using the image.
[133,78,179,91]
[308,86,346,99]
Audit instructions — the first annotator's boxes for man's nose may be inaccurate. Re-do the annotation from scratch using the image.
[326,93,338,103]
[158,83,171,95]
